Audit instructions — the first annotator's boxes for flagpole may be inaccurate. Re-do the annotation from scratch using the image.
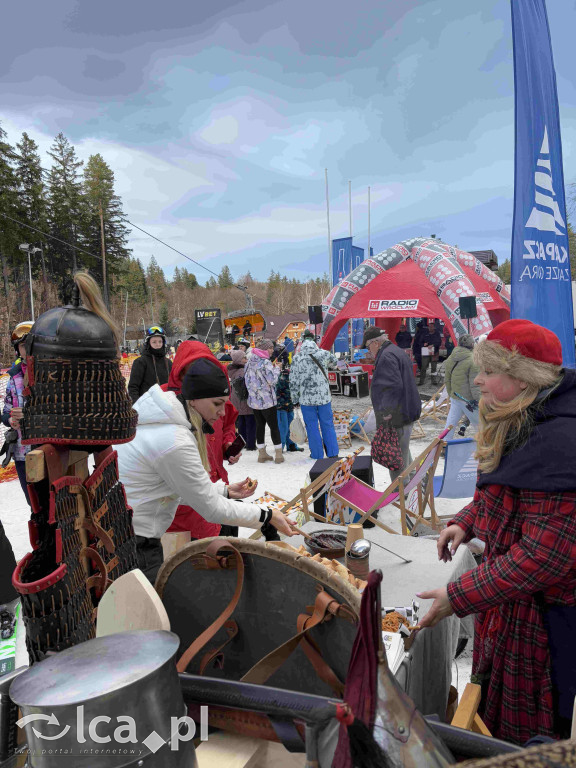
[325,168,332,284]
[349,180,352,237]
[368,185,371,256]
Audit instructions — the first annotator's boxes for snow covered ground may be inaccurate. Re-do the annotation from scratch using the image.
[3,406,470,559]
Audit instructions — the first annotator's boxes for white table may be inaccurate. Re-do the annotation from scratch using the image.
[290,522,477,720]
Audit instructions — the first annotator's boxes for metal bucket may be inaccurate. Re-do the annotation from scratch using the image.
[10,630,197,767]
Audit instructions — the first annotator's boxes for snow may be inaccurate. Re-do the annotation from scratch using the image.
[2,423,471,559]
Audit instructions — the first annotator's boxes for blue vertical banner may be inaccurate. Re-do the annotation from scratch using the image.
[331,238,366,351]
[510,0,575,366]
[332,237,353,286]
[332,237,353,353]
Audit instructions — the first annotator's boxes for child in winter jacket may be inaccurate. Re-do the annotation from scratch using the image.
[1,322,33,505]
[275,366,303,452]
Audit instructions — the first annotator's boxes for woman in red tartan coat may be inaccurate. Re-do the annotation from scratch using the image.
[419,319,576,745]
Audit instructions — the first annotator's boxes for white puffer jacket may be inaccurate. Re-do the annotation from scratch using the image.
[115,385,263,538]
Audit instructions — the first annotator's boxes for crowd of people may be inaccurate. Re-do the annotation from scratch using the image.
[392,319,454,385]
[2,306,576,750]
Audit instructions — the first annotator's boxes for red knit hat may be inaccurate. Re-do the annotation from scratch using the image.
[487,319,563,365]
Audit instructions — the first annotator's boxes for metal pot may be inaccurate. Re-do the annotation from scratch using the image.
[10,631,197,768]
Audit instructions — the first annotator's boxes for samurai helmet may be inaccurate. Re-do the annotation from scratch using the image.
[21,272,137,447]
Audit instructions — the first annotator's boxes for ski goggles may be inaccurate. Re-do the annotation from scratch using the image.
[12,321,34,345]
[146,326,165,336]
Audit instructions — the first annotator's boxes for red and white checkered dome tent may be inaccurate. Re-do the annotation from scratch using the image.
[319,237,510,349]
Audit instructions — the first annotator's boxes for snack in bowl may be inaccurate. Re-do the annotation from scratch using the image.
[304,530,347,559]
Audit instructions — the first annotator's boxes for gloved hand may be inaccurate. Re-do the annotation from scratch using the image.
[0,428,18,468]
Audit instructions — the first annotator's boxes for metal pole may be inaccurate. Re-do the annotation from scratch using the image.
[123,291,128,348]
[368,186,371,256]
[349,180,352,237]
[28,247,35,321]
[325,169,331,284]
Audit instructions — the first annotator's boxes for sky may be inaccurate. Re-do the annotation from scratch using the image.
[1,0,576,284]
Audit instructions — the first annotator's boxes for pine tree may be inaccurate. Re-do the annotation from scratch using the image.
[16,132,48,279]
[218,265,234,288]
[82,153,131,306]
[496,259,511,283]
[47,133,85,277]
[0,122,22,303]
[118,256,148,304]
[181,267,198,290]
[158,301,173,335]
[205,276,218,289]
[146,255,166,292]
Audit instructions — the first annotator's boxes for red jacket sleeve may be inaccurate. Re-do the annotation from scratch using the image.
[448,491,576,616]
[222,401,238,447]
[447,486,481,542]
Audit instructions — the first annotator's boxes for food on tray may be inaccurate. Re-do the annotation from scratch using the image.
[382,611,417,634]
[268,542,367,591]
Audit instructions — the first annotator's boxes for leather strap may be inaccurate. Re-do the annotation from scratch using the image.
[198,619,239,675]
[70,485,115,554]
[240,590,338,686]
[176,540,245,673]
[297,611,345,697]
[81,547,110,594]
[310,354,328,381]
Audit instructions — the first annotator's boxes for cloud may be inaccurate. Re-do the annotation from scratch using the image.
[1,0,575,286]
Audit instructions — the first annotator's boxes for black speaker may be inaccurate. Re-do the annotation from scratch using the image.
[308,305,323,325]
[459,296,477,319]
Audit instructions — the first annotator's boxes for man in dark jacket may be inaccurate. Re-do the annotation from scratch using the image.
[395,324,413,350]
[363,327,421,480]
[127,326,173,403]
[413,320,441,385]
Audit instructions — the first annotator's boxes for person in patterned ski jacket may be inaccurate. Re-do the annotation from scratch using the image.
[290,338,339,459]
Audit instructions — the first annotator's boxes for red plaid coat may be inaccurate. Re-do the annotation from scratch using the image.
[447,484,576,745]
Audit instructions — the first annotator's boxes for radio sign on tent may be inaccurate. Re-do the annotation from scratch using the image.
[368,299,419,311]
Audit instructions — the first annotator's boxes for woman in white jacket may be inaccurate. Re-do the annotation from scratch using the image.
[116,357,294,582]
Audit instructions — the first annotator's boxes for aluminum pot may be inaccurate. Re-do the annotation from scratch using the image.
[10,630,197,768]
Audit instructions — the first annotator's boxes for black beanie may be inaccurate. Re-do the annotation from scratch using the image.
[181,358,230,400]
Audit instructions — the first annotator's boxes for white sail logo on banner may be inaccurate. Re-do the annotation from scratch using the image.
[525,127,566,235]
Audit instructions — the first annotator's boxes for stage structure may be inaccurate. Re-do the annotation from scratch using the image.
[320,237,510,349]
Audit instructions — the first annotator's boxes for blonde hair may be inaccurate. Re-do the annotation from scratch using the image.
[474,340,561,473]
[74,271,121,349]
[186,401,210,472]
